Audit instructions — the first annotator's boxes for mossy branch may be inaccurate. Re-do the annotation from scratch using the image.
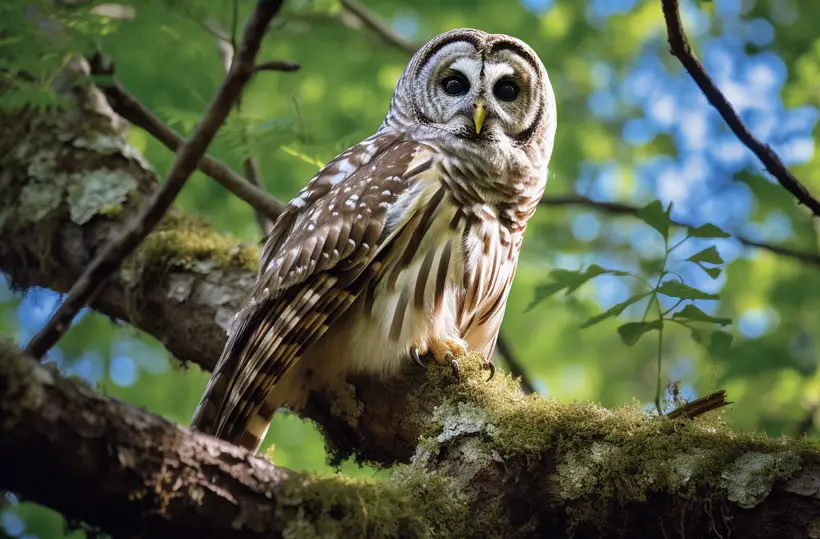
[3,338,820,538]
[0,339,467,539]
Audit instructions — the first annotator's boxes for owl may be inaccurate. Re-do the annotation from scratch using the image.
[190,28,557,451]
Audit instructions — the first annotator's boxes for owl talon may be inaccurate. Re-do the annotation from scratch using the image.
[410,346,425,369]
[483,362,496,382]
[446,353,460,382]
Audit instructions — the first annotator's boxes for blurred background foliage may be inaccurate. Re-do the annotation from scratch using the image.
[2,0,820,536]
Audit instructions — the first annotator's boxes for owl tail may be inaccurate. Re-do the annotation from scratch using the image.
[189,364,277,452]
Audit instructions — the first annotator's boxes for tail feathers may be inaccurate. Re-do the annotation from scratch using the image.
[189,371,278,452]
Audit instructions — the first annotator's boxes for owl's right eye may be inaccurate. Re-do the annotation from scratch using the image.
[441,74,470,96]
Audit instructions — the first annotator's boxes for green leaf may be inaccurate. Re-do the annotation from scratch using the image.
[687,329,733,355]
[617,320,663,347]
[696,264,722,280]
[672,305,732,326]
[657,281,719,300]
[527,264,631,311]
[636,201,671,240]
[686,223,730,239]
[687,246,724,265]
[708,331,734,355]
[580,292,650,328]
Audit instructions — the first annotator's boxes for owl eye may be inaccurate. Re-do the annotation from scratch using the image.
[442,74,470,96]
[493,79,520,101]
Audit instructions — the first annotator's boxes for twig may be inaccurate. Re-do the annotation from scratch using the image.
[87,63,286,220]
[661,0,820,217]
[214,16,276,236]
[495,332,535,394]
[666,390,730,420]
[339,0,418,55]
[243,158,273,235]
[178,3,230,42]
[254,60,301,72]
[24,0,285,360]
[539,194,820,267]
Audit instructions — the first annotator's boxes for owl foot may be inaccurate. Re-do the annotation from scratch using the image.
[410,346,425,369]
[483,361,496,382]
[409,337,467,382]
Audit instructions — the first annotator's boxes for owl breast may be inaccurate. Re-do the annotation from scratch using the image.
[306,180,516,380]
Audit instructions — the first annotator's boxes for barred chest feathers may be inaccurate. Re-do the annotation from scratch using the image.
[304,146,544,381]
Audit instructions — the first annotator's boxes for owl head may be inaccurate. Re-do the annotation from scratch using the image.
[383,28,556,165]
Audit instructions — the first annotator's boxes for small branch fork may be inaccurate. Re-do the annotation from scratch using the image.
[87,67,287,221]
[24,0,286,360]
[213,13,278,236]
[661,0,820,217]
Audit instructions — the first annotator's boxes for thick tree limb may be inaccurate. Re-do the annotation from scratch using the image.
[24,0,284,360]
[661,0,820,217]
[5,338,820,539]
[0,340,465,539]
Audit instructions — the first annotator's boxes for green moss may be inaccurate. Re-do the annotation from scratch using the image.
[275,467,467,538]
[122,212,259,285]
[410,352,819,525]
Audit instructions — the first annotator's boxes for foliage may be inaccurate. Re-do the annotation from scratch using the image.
[2,0,820,536]
[529,200,735,412]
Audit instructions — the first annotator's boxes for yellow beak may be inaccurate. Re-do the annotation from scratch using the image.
[473,98,487,135]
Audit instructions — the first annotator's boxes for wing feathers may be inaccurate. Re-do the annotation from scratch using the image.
[191,135,435,450]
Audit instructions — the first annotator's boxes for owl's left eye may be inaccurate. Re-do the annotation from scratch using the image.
[493,79,520,101]
[442,74,470,96]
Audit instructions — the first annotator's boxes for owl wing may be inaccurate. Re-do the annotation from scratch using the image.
[190,132,437,449]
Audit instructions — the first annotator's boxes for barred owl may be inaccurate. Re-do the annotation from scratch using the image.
[190,28,557,451]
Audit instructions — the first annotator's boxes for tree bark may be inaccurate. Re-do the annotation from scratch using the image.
[3,62,820,539]
[0,339,467,539]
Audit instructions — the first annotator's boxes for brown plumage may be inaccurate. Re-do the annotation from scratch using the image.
[190,28,557,451]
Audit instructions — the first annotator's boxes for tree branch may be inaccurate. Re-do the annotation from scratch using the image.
[254,60,301,72]
[87,59,286,222]
[661,0,820,217]
[338,0,418,55]
[214,21,277,236]
[24,0,285,360]
[539,195,820,267]
[495,333,535,394]
[0,339,464,539]
[5,337,820,539]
